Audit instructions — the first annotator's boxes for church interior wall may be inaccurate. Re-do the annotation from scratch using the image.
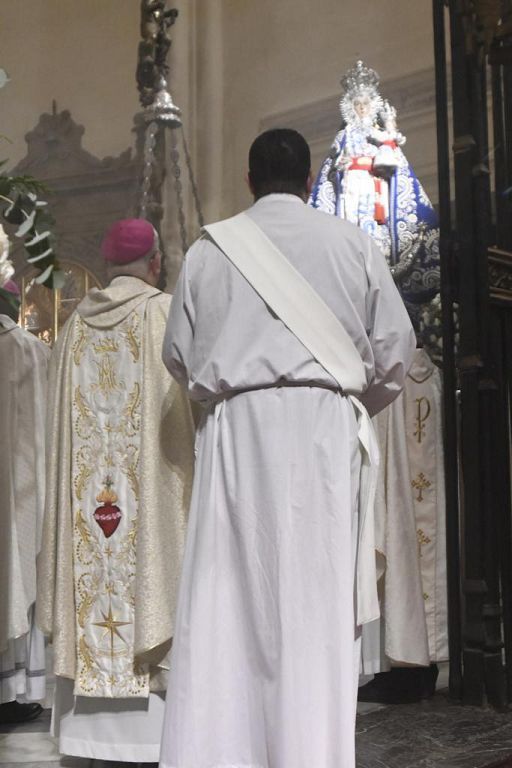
[216,0,440,216]
[1,0,440,263]
[0,0,140,169]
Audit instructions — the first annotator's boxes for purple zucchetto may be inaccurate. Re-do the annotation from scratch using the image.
[101,219,156,265]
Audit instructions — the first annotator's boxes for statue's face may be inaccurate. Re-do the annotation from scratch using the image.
[353,95,371,119]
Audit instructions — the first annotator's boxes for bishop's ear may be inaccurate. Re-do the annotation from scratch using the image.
[150,251,162,279]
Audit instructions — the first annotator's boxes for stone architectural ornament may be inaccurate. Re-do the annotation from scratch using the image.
[9,106,136,342]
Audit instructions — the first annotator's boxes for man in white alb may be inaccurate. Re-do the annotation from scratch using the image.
[159,129,416,768]
[0,277,48,724]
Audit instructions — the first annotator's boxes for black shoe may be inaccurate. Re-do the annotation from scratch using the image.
[420,664,439,698]
[358,672,421,704]
[0,700,43,724]
[358,666,435,704]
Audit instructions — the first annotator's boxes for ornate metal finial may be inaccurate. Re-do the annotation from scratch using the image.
[144,86,181,126]
[135,0,204,271]
[136,0,182,126]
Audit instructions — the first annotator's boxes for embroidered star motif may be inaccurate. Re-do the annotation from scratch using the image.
[93,605,131,658]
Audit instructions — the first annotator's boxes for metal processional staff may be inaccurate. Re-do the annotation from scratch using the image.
[135,1,203,269]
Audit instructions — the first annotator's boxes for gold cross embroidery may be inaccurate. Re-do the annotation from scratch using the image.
[412,472,431,502]
[417,527,432,557]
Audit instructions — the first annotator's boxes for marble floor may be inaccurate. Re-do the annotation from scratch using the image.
[356,692,512,768]
[2,667,512,768]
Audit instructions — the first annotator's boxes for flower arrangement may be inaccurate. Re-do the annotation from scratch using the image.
[0,222,12,282]
[0,221,20,313]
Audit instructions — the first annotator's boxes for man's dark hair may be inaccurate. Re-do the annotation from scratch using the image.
[248,128,311,200]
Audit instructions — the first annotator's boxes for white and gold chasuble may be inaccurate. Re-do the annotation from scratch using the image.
[71,308,148,697]
[37,276,195,760]
[405,348,448,662]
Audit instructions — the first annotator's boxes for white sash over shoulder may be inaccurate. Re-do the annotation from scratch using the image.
[203,211,381,625]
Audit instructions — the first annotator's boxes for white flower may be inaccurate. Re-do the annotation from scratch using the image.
[0,223,14,287]
[0,68,9,89]
[0,223,9,258]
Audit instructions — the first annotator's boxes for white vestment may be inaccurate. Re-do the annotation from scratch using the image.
[404,349,447,662]
[0,316,49,704]
[159,194,416,768]
[37,278,195,762]
[361,348,448,671]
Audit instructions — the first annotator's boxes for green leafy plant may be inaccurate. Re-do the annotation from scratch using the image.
[0,169,64,289]
[0,69,63,289]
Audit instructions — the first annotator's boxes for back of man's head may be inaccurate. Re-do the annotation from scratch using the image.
[101,218,161,287]
[248,129,311,201]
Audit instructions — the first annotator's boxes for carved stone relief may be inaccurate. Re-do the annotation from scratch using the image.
[10,105,141,289]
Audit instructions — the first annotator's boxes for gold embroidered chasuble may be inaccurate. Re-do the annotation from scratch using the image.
[72,306,147,696]
[36,277,195,697]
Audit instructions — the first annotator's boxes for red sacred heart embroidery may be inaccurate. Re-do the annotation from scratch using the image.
[94,503,122,538]
[94,476,122,538]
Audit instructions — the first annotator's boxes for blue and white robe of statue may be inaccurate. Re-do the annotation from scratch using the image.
[309,124,440,326]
